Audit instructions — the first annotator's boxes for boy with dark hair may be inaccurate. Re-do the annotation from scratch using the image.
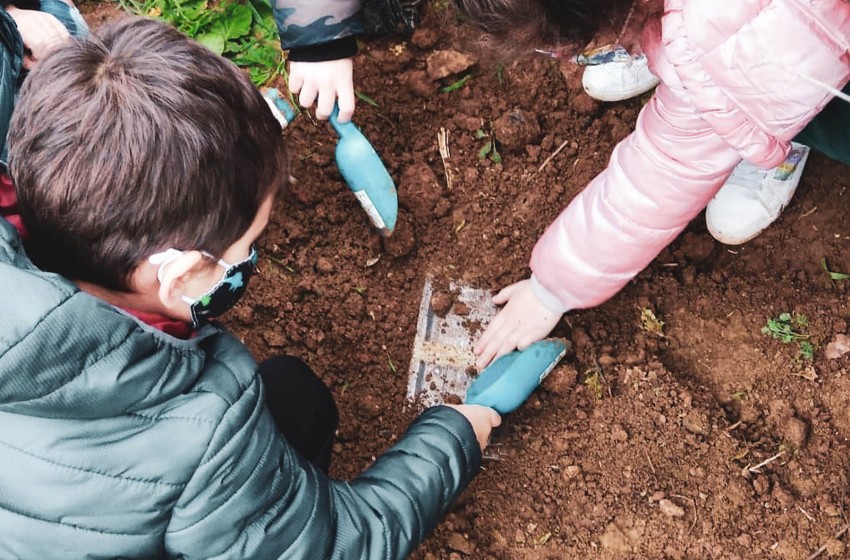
[0,15,500,559]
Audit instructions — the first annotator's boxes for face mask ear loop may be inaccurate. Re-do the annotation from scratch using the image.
[148,248,186,284]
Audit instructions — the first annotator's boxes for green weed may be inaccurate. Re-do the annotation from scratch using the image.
[355,91,380,107]
[119,0,284,86]
[762,313,814,361]
[583,367,604,400]
[821,257,850,280]
[474,128,502,164]
[440,74,471,93]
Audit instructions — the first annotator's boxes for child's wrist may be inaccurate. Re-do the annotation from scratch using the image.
[530,274,570,314]
[287,36,358,63]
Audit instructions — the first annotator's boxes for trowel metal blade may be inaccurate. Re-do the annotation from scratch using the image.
[406,276,496,408]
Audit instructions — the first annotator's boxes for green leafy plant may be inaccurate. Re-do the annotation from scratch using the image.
[583,366,605,400]
[474,128,502,164]
[762,313,814,361]
[821,257,850,280]
[355,91,380,108]
[119,0,284,86]
[440,74,471,93]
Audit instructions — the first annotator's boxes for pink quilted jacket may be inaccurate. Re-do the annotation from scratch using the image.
[530,0,850,313]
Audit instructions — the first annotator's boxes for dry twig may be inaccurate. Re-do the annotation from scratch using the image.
[535,138,571,176]
[747,450,786,474]
[437,128,453,190]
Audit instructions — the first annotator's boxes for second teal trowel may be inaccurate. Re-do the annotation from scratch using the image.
[464,339,568,414]
[263,88,398,235]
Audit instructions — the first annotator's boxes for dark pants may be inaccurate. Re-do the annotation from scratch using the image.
[258,356,338,473]
[794,80,850,166]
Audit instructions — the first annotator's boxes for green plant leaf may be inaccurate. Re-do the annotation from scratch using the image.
[489,148,502,164]
[195,32,226,55]
[821,257,850,280]
[222,3,253,39]
[355,91,380,107]
[478,140,493,160]
[441,75,471,93]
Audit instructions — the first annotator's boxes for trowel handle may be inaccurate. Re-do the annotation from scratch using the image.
[263,88,297,129]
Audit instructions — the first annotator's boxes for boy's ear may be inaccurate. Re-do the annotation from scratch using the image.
[156,251,206,310]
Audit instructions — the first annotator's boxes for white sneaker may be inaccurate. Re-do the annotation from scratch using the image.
[706,143,811,245]
[581,53,659,102]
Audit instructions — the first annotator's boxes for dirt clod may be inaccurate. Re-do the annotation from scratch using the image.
[425,50,477,81]
[430,292,453,317]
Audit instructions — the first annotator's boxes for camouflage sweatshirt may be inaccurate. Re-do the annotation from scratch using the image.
[274,0,363,62]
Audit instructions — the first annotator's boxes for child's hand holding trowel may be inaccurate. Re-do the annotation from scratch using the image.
[445,404,502,452]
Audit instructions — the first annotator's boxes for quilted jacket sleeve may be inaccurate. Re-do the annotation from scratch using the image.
[164,371,482,560]
[530,83,742,311]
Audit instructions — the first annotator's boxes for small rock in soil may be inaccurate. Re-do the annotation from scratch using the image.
[542,364,577,395]
[682,409,710,436]
[825,333,850,359]
[446,533,475,555]
[430,291,453,317]
[315,256,335,274]
[491,109,541,152]
[565,465,582,479]
[425,50,477,81]
[658,499,685,518]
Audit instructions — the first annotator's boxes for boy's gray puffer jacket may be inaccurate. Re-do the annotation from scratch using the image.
[0,218,482,559]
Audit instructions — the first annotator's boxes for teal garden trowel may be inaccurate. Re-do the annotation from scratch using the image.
[263,88,398,235]
[464,339,568,414]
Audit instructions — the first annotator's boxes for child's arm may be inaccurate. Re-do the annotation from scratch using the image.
[475,82,744,368]
[4,5,70,69]
[165,372,498,559]
[275,0,362,122]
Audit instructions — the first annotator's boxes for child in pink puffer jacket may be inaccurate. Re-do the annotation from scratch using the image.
[455,0,850,368]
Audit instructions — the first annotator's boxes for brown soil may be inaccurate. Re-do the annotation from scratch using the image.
[86,3,850,558]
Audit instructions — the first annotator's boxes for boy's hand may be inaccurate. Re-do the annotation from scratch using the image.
[473,279,562,370]
[5,6,70,69]
[288,58,355,122]
[445,404,501,452]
